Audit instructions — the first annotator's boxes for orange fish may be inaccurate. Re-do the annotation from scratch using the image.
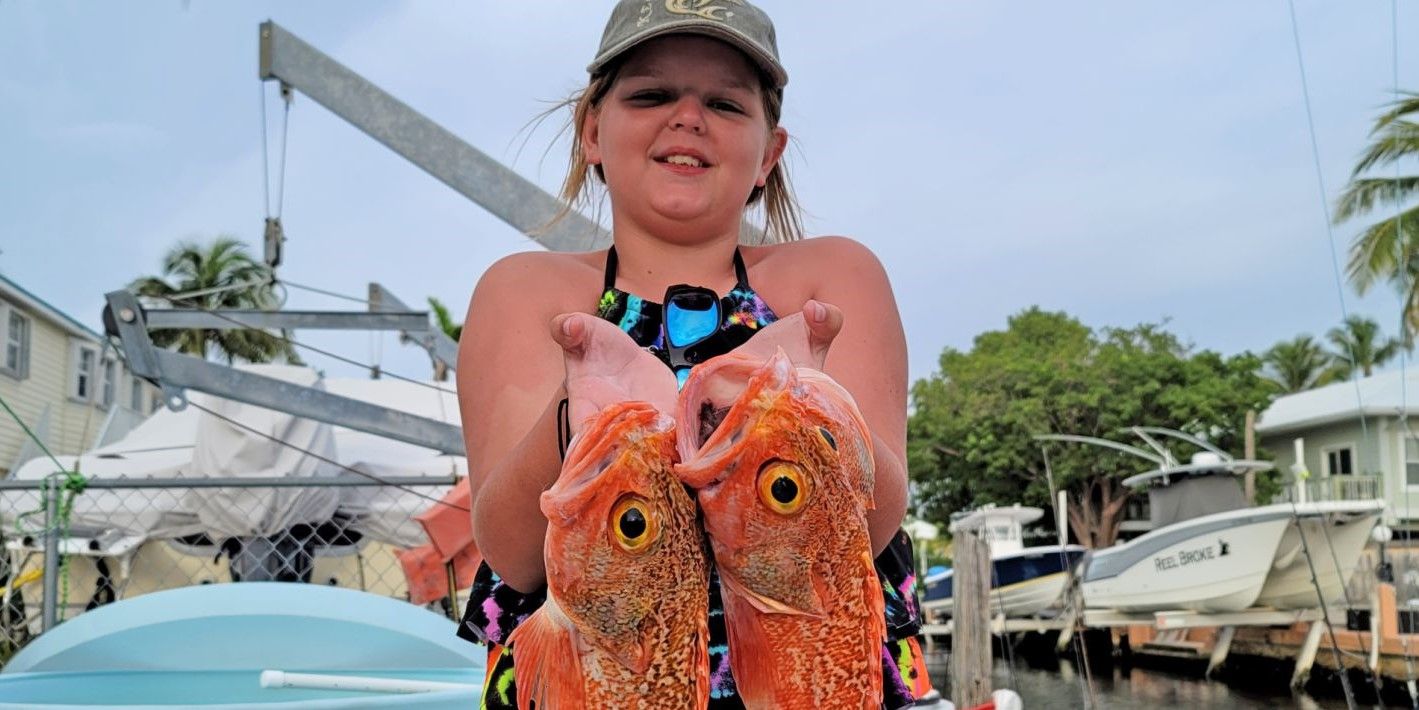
[675,351,884,710]
[509,402,710,709]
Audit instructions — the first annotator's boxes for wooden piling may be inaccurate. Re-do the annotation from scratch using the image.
[951,527,992,708]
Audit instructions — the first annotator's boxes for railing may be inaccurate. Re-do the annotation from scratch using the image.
[1274,474,1384,504]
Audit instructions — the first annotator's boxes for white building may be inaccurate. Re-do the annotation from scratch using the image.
[0,273,158,475]
[1257,367,1419,525]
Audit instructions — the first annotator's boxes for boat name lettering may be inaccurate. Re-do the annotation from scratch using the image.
[1153,544,1218,572]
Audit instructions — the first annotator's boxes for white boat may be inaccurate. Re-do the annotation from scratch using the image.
[1042,428,1384,614]
[922,505,1085,618]
[1255,499,1385,609]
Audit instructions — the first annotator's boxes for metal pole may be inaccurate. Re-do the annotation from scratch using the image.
[41,477,60,632]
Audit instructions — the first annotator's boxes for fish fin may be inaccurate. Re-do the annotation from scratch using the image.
[863,551,887,704]
[508,599,585,710]
[693,604,712,708]
[718,548,826,617]
[588,628,653,675]
[720,579,788,708]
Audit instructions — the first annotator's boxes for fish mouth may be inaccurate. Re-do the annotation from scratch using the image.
[675,351,795,487]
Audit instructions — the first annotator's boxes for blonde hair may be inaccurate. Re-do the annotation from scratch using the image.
[551,60,804,243]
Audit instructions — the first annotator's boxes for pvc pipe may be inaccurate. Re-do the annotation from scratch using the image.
[259,670,477,694]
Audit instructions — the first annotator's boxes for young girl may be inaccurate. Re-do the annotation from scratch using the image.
[456,1,930,706]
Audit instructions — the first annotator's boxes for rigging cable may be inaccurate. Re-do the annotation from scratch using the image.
[1386,0,1419,703]
[1283,0,1392,703]
[1285,0,1373,471]
[1041,445,1098,709]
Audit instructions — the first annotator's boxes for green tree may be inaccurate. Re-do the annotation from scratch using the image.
[129,236,299,364]
[908,308,1273,548]
[1261,335,1339,393]
[1326,315,1402,379]
[426,296,462,382]
[1334,93,1419,339]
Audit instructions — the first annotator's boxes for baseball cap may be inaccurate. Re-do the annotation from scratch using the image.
[587,0,788,89]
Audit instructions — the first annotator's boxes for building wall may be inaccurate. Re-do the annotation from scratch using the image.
[1262,416,1419,522]
[0,295,157,475]
[1261,418,1385,479]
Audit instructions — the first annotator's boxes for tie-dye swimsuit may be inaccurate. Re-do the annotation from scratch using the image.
[457,247,933,708]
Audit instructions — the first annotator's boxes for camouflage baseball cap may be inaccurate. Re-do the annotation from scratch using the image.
[588,0,788,89]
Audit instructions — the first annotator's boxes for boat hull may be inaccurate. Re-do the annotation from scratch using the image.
[1254,500,1384,610]
[923,546,1085,618]
[1082,509,1292,613]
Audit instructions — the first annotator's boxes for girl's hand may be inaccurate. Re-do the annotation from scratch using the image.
[552,312,679,432]
[731,299,843,370]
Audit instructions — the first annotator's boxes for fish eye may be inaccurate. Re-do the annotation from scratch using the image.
[757,460,810,515]
[610,495,658,553]
[817,427,837,451]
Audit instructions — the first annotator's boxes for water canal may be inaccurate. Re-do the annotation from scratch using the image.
[924,651,1390,709]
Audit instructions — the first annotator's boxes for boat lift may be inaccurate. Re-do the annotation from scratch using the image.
[1027,427,1382,688]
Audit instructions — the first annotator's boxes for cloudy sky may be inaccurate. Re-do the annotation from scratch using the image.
[3,1,1416,389]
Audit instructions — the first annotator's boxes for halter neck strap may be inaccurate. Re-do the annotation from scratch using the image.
[602,246,749,295]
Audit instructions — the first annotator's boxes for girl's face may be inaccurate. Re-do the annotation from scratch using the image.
[582,35,787,241]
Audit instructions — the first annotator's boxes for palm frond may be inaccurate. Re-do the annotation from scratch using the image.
[1334,176,1419,223]
[1345,202,1419,294]
[1350,121,1419,176]
[1369,92,1419,134]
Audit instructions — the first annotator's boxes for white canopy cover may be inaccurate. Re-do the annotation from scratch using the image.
[4,365,463,551]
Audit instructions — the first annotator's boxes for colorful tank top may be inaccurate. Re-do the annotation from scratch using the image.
[457,247,932,708]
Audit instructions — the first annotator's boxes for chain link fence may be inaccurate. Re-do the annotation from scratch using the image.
[0,474,466,666]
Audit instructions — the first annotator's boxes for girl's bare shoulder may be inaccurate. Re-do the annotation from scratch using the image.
[744,236,888,297]
[472,249,606,316]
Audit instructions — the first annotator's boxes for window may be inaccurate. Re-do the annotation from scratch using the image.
[1408,438,1419,488]
[99,359,116,408]
[129,375,144,412]
[71,343,97,401]
[1324,446,1355,476]
[2,307,29,379]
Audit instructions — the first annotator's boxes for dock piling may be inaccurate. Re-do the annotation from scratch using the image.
[1206,626,1235,678]
[951,527,993,708]
[1292,620,1324,688]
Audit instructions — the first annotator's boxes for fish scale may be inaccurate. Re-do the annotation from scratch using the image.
[510,402,710,709]
[676,351,885,709]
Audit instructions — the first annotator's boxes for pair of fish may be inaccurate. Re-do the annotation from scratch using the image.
[509,347,884,709]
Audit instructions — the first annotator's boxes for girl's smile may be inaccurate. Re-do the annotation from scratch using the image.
[583,35,786,242]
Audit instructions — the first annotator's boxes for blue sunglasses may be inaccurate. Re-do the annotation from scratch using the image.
[662,284,724,387]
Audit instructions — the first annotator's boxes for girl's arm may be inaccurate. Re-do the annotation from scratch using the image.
[806,237,911,556]
[458,253,569,593]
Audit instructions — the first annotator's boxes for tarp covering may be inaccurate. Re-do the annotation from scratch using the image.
[3,365,465,554]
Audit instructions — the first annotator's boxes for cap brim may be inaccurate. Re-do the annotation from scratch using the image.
[586,20,787,89]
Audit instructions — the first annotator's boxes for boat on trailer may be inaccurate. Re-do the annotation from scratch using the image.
[1042,428,1385,614]
[922,505,1085,618]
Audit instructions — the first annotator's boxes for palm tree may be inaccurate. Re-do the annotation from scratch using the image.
[1334,92,1419,340]
[1326,315,1402,379]
[1262,335,1341,393]
[427,297,462,382]
[129,236,299,364]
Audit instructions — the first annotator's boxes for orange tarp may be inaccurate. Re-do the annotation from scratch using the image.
[398,541,481,606]
[399,477,480,605]
[417,477,475,560]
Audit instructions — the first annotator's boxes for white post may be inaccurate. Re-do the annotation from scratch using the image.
[1292,620,1325,688]
[1292,438,1309,504]
[1206,626,1236,678]
[1056,490,1069,546]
